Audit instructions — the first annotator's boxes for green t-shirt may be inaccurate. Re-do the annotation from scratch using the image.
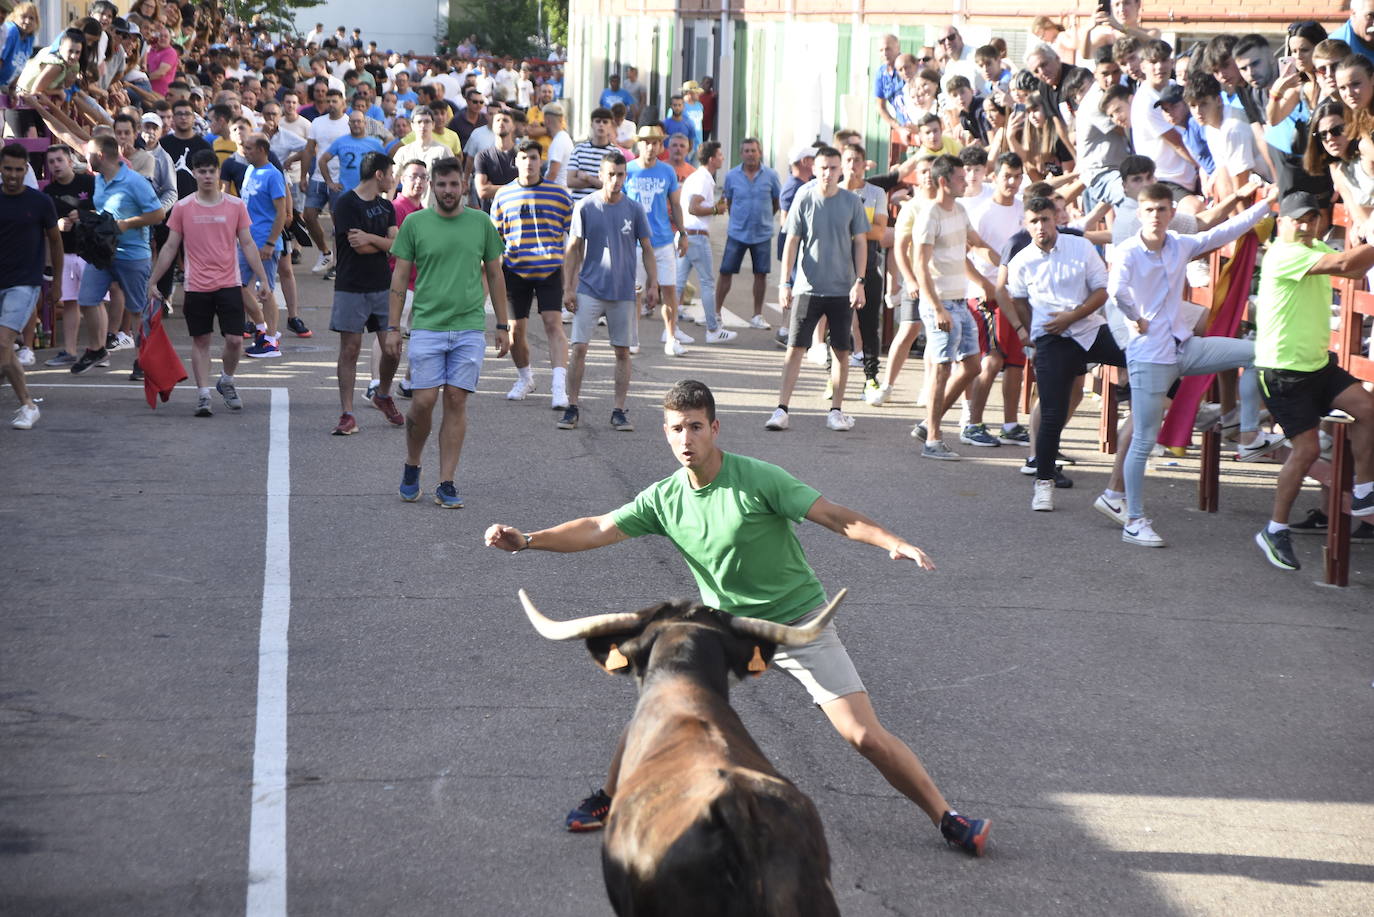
[390,208,504,331]
[1255,238,1333,372]
[611,453,827,625]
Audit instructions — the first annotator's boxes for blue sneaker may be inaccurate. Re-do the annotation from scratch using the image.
[566,787,612,832]
[434,481,463,508]
[940,810,990,857]
[399,464,420,502]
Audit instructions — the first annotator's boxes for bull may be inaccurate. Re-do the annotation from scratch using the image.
[519,588,847,917]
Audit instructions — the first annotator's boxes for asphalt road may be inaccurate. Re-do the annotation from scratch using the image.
[3,253,1372,916]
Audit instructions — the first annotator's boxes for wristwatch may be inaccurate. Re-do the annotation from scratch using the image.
[521,532,533,549]
[495,323,510,331]
[384,325,399,332]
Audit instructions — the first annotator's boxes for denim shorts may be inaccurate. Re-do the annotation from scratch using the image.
[720,236,771,275]
[408,328,485,391]
[239,249,280,291]
[0,285,40,333]
[304,179,340,212]
[918,297,980,364]
[78,258,151,316]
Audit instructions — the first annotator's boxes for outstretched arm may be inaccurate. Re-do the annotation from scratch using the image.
[804,497,935,569]
[485,515,631,554]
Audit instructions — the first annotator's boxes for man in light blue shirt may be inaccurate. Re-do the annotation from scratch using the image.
[718,137,781,329]
[1333,1,1374,66]
[318,111,386,193]
[625,124,689,356]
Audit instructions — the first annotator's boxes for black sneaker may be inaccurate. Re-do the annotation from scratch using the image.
[1354,489,1374,518]
[566,788,612,832]
[610,408,633,431]
[71,347,106,375]
[128,360,144,382]
[397,381,413,399]
[286,316,312,338]
[1289,508,1328,535]
[940,810,990,857]
[105,331,119,351]
[557,405,579,429]
[1255,527,1300,571]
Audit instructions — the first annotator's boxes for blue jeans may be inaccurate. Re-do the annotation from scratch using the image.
[1124,336,1261,519]
[675,234,718,331]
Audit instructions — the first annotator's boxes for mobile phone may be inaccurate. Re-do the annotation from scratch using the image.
[1013,103,1027,113]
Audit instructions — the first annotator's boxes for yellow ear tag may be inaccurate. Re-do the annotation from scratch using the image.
[605,644,629,671]
[747,645,767,674]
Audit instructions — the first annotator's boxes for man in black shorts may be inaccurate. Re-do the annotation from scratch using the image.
[767,146,869,434]
[148,150,272,416]
[1251,193,1374,570]
[490,141,573,409]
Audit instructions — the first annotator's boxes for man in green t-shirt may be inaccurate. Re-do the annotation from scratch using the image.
[484,379,991,856]
[385,157,509,508]
[1251,192,1374,571]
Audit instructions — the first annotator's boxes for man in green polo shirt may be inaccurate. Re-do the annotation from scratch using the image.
[484,379,991,857]
[1251,192,1374,571]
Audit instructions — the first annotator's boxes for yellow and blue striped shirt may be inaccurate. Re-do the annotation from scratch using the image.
[490,180,574,279]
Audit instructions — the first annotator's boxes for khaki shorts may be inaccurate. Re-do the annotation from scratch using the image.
[771,603,867,705]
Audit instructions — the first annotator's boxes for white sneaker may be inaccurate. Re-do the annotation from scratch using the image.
[550,381,569,410]
[11,403,39,429]
[867,383,891,406]
[765,407,790,431]
[1032,479,1054,511]
[312,251,334,273]
[848,351,863,367]
[1237,430,1289,462]
[506,375,536,400]
[1122,517,1165,547]
[1093,493,1128,526]
[1192,401,1222,431]
[826,409,854,431]
[659,327,695,344]
[806,342,828,365]
[704,328,738,343]
[17,346,34,366]
[628,344,640,355]
[664,339,687,357]
[561,308,575,323]
[748,315,770,330]
[114,331,135,350]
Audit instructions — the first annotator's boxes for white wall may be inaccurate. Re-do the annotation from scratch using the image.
[292,0,441,56]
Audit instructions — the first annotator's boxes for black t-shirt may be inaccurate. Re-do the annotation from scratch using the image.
[331,189,395,292]
[450,110,487,143]
[474,146,517,212]
[43,172,96,252]
[160,132,215,200]
[0,188,57,288]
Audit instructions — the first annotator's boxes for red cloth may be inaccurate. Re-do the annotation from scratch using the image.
[1157,231,1259,448]
[139,309,187,409]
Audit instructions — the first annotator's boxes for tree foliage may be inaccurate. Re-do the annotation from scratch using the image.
[443,0,567,59]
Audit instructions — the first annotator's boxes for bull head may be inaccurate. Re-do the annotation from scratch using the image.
[518,589,848,676]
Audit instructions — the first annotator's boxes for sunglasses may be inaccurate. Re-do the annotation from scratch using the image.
[917,55,933,63]
[1316,124,1345,141]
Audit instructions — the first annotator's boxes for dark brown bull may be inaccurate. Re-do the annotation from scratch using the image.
[520,589,846,917]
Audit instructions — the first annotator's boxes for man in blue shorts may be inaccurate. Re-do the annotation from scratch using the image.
[717,136,781,329]
[484,378,991,857]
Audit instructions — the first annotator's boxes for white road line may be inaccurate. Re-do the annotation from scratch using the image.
[247,387,291,916]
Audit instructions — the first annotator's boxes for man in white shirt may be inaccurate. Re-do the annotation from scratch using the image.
[676,141,736,344]
[543,102,574,187]
[1186,73,1272,199]
[302,88,350,274]
[1007,195,1123,511]
[1131,39,1199,197]
[1108,181,1282,546]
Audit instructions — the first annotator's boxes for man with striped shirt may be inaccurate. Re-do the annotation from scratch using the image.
[566,107,618,202]
[491,140,574,407]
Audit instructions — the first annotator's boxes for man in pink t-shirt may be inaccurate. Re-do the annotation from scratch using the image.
[145,24,179,97]
[148,149,271,417]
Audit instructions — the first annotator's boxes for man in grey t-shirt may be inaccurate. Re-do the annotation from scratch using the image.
[765,145,869,434]
[561,151,656,433]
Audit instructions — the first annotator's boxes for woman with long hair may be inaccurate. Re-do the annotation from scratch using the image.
[1266,21,1330,197]
[1010,91,1074,181]
[1335,53,1374,139]
[0,2,40,92]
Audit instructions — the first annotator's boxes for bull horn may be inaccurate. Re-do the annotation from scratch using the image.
[728,588,848,646]
[519,589,653,641]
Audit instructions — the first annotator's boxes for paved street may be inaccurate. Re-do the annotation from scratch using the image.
[3,252,1373,917]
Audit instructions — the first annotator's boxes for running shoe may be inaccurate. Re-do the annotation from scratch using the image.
[216,376,242,410]
[912,421,927,441]
[286,316,312,337]
[960,423,1001,447]
[399,464,421,502]
[764,407,789,431]
[70,348,107,375]
[246,335,280,358]
[940,811,990,857]
[1122,517,1165,547]
[921,440,960,461]
[863,379,884,405]
[557,405,579,430]
[998,424,1030,445]
[364,381,380,402]
[566,788,612,832]
[1255,527,1300,571]
[372,392,404,426]
[434,481,463,508]
[195,394,213,417]
[610,408,634,432]
[44,350,77,366]
[1288,508,1328,534]
[332,412,358,435]
[748,314,770,330]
